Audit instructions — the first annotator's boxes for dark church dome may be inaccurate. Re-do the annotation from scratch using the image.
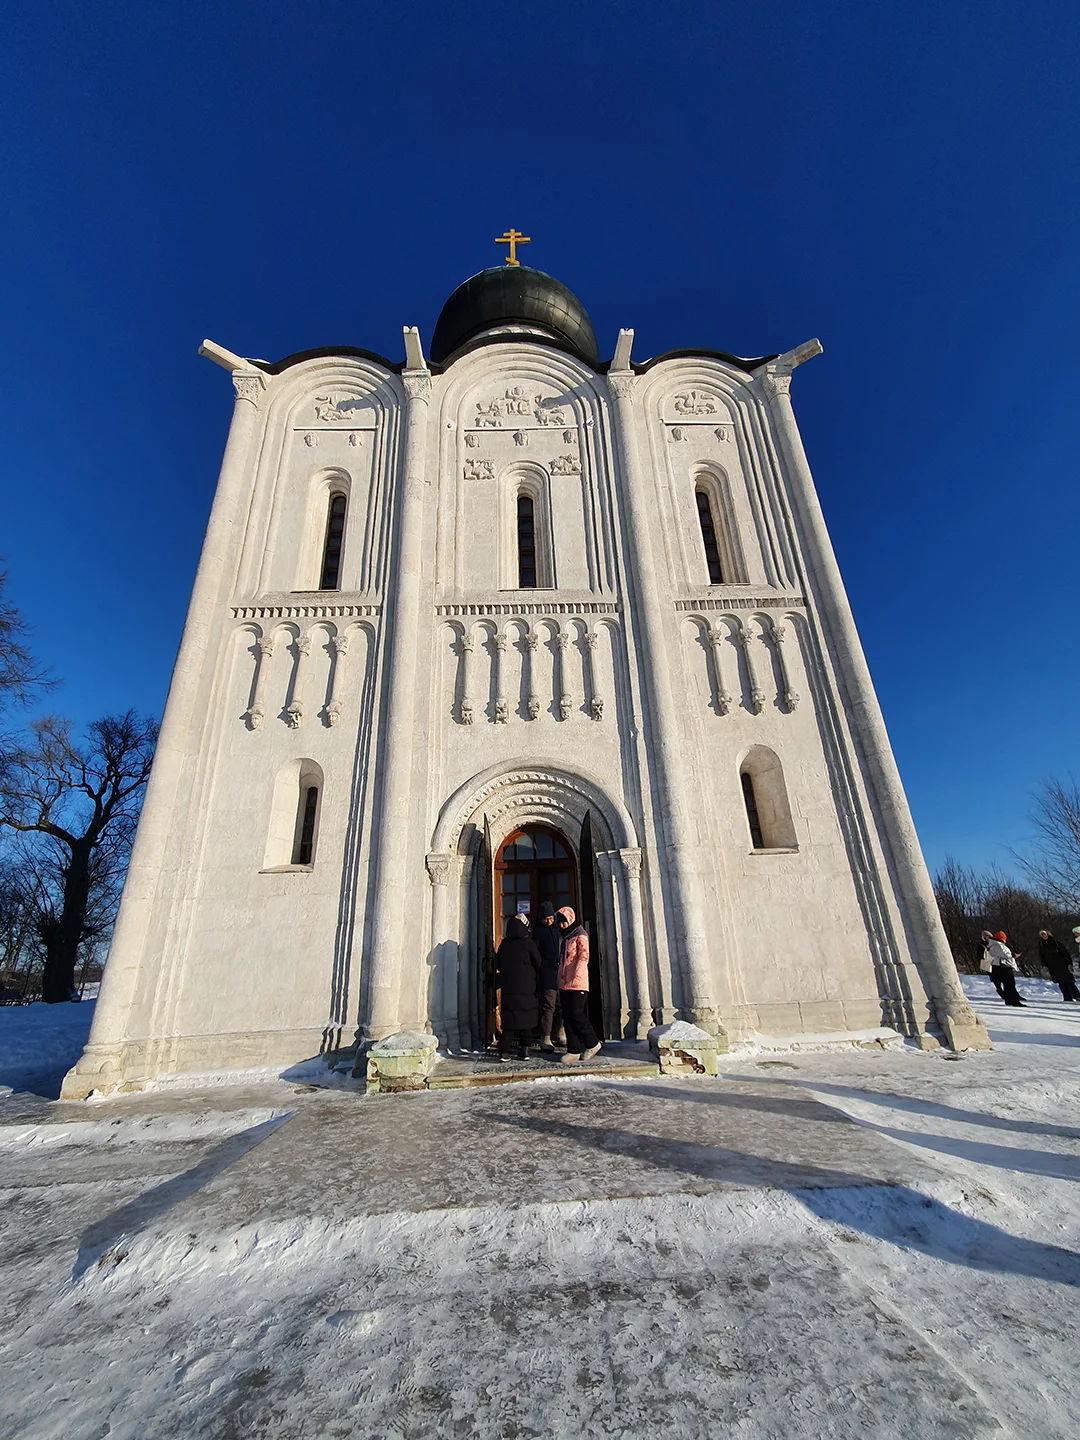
[430,266,600,367]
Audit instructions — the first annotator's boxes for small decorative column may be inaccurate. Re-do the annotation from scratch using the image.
[458,631,475,725]
[620,847,654,1038]
[492,633,508,723]
[286,634,311,728]
[325,631,349,726]
[245,635,274,730]
[524,631,540,720]
[596,853,630,1037]
[555,631,572,720]
[584,630,604,720]
[426,852,458,1050]
[705,626,733,715]
[735,623,765,714]
[758,351,989,1052]
[769,622,799,712]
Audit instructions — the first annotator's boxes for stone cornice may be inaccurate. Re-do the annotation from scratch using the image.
[675,595,805,612]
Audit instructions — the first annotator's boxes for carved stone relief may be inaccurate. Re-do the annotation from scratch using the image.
[313,395,369,424]
[673,390,716,416]
[549,454,581,475]
[463,457,494,481]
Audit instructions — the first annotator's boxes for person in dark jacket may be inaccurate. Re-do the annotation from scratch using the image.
[1038,930,1080,1002]
[495,914,542,1059]
[535,901,565,1052]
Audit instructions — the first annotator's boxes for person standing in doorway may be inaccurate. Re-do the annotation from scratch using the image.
[494,906,542,1061]
[536,902,565,1052]
[557,906,602,1063]
[1038,929,1080,1002]
[985,931,1025,1006]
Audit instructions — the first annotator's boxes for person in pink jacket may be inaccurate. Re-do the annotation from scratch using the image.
[556,906,602,1063]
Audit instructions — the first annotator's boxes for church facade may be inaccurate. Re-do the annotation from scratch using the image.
[64,263,987,1097]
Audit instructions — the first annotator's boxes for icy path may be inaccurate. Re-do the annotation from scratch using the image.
[0,976,1077,1439]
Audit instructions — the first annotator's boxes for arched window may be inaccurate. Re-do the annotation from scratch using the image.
[696,487,725,584]
[741,772,765,850]
[263,759,324,871]
[293,783,320,865]
[739,746,797,851]
[319,494,347,591]
[517,494,537,588]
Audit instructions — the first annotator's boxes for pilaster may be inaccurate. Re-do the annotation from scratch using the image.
[606,367,722,1034]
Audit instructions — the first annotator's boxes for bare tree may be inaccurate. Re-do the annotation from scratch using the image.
[1020,777,1080,911]
[0,568,53,719]
[0,711,158,1002]
[933,857,986,971]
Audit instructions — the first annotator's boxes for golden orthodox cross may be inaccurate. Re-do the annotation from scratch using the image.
[495,228,530,266]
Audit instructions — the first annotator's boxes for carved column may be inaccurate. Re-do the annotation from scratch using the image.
[619,847,654,1037]
[426,852,458,1050]
[705,625,733,715]
[524,631,540,720]
[66,367,266,1094]
[596,853,629,1037]
[245,634,274,730]
[286,634,311,728]
[458,631,475,725]
[492,633,508,723]
[366,365,432,1038]
[607,368,721,1033]
[555,630,572,720]
[735,622,765,714]
[769,622,799,712]
[584,630,604,720]
[759,362,988,1051]
[325,631,349,726]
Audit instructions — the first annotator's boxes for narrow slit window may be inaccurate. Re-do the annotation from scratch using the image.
[517,494,537,588]
[294,785,319,865]
[696,488,725,584]
[319,494,347,590]
[741,771,765,850]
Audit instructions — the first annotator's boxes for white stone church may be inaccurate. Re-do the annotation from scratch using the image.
[64,258,987,1096]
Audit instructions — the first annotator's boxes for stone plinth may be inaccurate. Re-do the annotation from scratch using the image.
[365,1031,439,1095]
[649,1021,722,1077]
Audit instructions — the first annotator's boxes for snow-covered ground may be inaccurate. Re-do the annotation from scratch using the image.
[0,975,1078,1439]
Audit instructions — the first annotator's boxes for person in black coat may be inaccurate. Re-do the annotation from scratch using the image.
[1038,930,1080,1002]
[495,914,542,1059]
[535,901,565,1052]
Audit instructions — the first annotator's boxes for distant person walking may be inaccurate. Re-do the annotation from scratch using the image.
[495,911,542,1061]
[535,902,565,1052]
[1038,930,1080,1002]
[556,906,602,1064]
[978,931,1003,996]
[985,931,1025,1007]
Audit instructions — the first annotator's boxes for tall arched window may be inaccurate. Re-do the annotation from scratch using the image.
[319,494,347,590]
[739,746,797,851]
[293,782,320,865]
[263,759,324,871]
[696,487,725,584]
[741,772,765,849]
[517,493,537,588]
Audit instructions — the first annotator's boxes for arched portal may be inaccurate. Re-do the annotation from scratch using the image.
[426,761,651,1051]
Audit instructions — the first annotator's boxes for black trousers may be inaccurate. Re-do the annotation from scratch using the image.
[539,988,564,1040]
[498,1027,532,1055]
[992,965,1023,1005]
[1054,976,1080,1002]
[560,989,599,1054]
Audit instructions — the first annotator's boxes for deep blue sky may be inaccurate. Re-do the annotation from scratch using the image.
[1,1,1076,875]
